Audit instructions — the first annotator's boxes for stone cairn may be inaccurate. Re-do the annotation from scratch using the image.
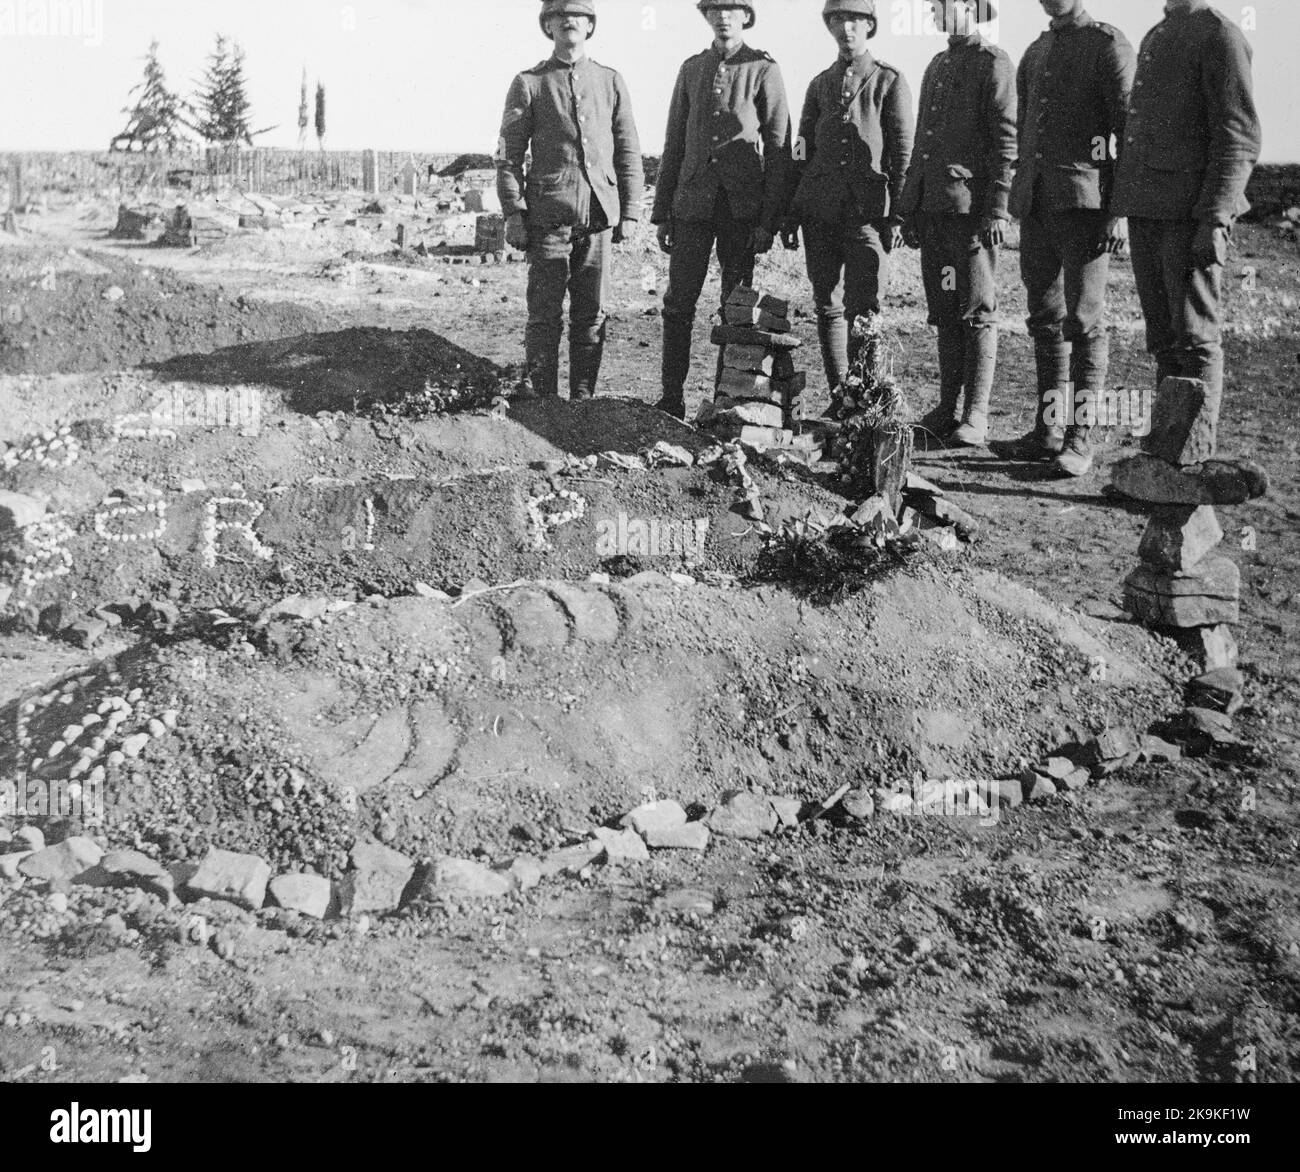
[699,286,811,456]
[1111,376,1270,734]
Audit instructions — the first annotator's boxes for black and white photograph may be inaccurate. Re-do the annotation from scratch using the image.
[0,0,1296,1135]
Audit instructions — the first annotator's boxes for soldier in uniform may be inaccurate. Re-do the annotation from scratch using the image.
[899,0,1016,448]
[1111,0,1260,426]
[786,0,914,413]
[496,1,644,401]
[653,1,793,420]
[998,0,1134,477]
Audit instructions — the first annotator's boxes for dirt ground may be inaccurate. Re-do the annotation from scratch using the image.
[0,201,1297,1085]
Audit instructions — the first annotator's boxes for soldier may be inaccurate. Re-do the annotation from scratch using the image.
[998,0,1134,477]
[1111,0,1260,429]
[653,1,793,420]
[786,0,914,414]
[899,0,1016,448]
[496,0,644,401]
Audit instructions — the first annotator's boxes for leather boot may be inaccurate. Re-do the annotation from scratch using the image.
[1056,386,1096,477]
[656,315,692,419]
[817,314,849,415]
[525,323,562,398]
[914,325,965,447]
[569,338,604,402]
[998,337,1068,460]
[951,324,997,447]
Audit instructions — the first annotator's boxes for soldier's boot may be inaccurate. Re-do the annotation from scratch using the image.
[1056,387,1097,478]
[656,315,692,420]
[998,337,1069,460]
[569,336,604,402]
[524,323,562,399]
[817,314,849,419]
[914,325,965,448]
[950,325,997,447]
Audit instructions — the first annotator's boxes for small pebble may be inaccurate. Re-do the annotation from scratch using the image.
[48,892,69,914]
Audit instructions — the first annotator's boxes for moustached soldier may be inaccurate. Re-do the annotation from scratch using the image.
[496,1,645,402]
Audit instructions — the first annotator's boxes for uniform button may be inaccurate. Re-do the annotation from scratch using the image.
[927,130,934,136]
[1126,136,1135,144]
[922,153,930,160]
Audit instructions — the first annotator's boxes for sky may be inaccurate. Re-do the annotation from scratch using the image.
[0,0,1296,160]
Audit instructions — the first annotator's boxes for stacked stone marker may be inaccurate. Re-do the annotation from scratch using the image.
[705,287,807,450]
[1116,376,1263,671]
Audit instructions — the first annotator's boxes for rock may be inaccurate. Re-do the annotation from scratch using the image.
[1180,624,1239,671]
[0,853,32,882]
[341,843,415,913]
[121,733,151,759]
[1187,667,1245,715]
[593,827,650,864]
[1138,506,1224,573]
[1124,557,1241,628]
[1111,455,1269,505]
[904,472,945,498]
[185,848,271,911]
[918,497,980,540]
[261,595,332,623]
[19,837,104,884]
[841,786,876,821]
[507,856,543,892]
[268,873,331,919]
[655,887,716,916]
[103,285,126,302]
[1142,376,1220,466]
[539,841,606,877]
[1062,767,1092,791]
[644,822,711,852]
[1043,757,1077,780]
[1091,727,1139,765]
[66,619,109,649]
[14,826,45,852]
[994,778,1024,809]
[1027,776,1058,803]
[623,570,674,589]
[96,850,176,904]
[620,799,688,839]
[706,790,779,839]
[0,491,46,535]
[1174,707,1240,750]
[1140,735,1183,764]
[426,857,513,900]
[768,796,802,829]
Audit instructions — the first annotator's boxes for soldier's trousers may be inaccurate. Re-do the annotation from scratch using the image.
[661,191,757,395]
[803,219,891,390]
[1020,204,1112,393]
[526,223,612,389]
[919,213,999,329]
[1128,217,1224,400]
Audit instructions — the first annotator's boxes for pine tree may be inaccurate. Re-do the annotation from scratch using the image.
[195,35,274,148]
[298,68,309,150]
[111,40,191,153]
[315,83,327,151]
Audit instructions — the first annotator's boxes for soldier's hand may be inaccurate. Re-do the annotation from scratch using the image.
[780,226,800,251]
[979,216,1007,248]
[1191,222,1229,268]
[612,218,637,246]
[752,227,776,255]
[902,217,922,250]
[505,213,529,251]
[656,223,673,254]
[1102,216,1129,256]
[887,223,906,251]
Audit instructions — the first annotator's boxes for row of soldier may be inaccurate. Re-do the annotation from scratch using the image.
[495,0,1260,479]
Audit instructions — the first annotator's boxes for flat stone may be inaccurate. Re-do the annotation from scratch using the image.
[426,857,512,900]
[66,619,109,649]
[507,856,543,891]
[715,400,786,429]
[0,491,45,535]
[1111,456,1270,506]
[1027,776,1058,803]
[1180,625,1239,671]
[1043,757,1077,780]
[1175,707,1241,750]
[593,827,650,864]
[656,887,716,916]
[711,323,802,350]
[539,841,606,878]
[768,796,802,829]
[1124,558,1241,628]
[14,826,45,852]
[1188,667,1245,715]
[1142,376,1220,466]
[0,852,33,882]
[1140,735,1183,764]
[185,848,271,911]
[841,786,876,821]
[619,800,688,838]
[994,778,1024,809]
[268,873,331,919]
[97,850,176,904]
[706,790,778,840]
[1062,767,1092,791]
[1138,506,1224,573]
[644,822,711,852]
[341,842,415,913]
[18,837,104,884]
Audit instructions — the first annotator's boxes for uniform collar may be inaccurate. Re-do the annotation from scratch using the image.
[548,52,589,70]
[711,41,746,62]
[1050,8,1093,31]
[838,49,875,75]
[948,31,982,50]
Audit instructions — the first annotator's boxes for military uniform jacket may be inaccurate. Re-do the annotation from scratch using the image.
[650,44,792,233]
[898,32,1017,221]
[1010,10,1135,219]
[496,55,644,232]
[788,53,914,227]
[1111,3,1261,224]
